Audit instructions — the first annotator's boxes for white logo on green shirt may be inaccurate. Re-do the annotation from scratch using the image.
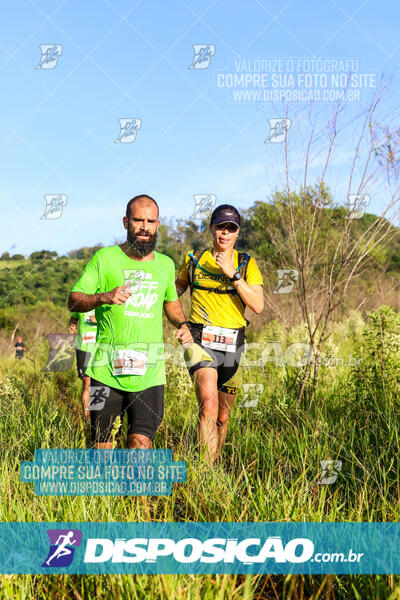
[123,269,159,313]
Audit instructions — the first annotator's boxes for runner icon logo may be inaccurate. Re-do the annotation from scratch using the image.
[41,194,67,220]
[240,383,264,408]
[41,333,76,372]
[318,460,342,485]
[191,194,217,219]
[42,529,82,568]
[265,118,291,143]
[36,44,63,69]
[122,269,159,313]
[90,386,110,411]
[347,194,370,219]
[115,119,142,143]
[189,44,216,69]
[123,269,148,293]
[274,269,298,294]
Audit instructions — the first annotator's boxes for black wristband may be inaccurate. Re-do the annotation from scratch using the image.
[178,321,190,328]
[229,272,242,283]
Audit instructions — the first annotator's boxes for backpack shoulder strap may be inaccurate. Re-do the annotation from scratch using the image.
[188,248,208,293]
[237,252,250,281]
[237,252,251,324]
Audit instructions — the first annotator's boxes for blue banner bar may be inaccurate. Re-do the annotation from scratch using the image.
[0,522,399,574]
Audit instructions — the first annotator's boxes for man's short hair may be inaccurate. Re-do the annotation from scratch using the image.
[126,195,159,218]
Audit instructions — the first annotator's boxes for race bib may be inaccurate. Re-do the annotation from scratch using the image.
[113,349,147,376]
[81,330,96,344]
[201,325,238,353]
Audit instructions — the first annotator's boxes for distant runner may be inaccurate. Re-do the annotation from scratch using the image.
[176,204,264,464]
[15,336,26,360]
[68,310,97,417]
[68,194,193,449]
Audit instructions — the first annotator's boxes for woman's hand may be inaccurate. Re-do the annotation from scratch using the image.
[215,252,235,279]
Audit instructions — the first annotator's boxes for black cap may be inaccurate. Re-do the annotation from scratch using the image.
[210,204,240,227]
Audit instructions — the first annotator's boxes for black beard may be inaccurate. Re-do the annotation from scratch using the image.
[127,229,157,257]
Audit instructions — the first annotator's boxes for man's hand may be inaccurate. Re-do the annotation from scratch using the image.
[102,283,131,305]
[68,316,78,334]
[176,324,193,348]
[215,252,235,279]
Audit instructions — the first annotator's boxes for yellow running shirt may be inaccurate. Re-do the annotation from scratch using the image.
[177,249,263,328]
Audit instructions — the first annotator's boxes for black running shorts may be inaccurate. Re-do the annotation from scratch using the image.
[185,321,245,394]
[89,378,164,444]
[75,348,91,379]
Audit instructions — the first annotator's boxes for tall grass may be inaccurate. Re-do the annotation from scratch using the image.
[1,308,400,598]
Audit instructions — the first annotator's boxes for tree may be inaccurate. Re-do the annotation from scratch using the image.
[67,245,103,260]
[30,250,57,261]
[261,87,400,403]
[10,254,25,260]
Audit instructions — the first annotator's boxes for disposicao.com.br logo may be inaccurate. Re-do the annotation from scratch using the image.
[37,528,365,573]
[82,536,362,565]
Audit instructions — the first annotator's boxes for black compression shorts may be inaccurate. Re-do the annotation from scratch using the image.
[75,348,91,379]
[89,378,164,444]
[185,321,245,394]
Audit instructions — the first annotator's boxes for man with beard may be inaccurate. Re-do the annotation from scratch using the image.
[68,195,193,449]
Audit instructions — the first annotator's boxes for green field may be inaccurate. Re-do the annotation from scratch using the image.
[1,307,400,598]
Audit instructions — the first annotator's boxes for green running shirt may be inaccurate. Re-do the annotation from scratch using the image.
[70,309,97,353]
[70,246,178,391]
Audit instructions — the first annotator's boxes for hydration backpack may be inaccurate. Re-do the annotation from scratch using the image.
[187,248,250,300]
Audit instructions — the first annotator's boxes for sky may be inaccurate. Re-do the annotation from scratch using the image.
[1,0,400,256]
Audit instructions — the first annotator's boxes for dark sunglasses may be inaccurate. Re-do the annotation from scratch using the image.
[215,222,239,233]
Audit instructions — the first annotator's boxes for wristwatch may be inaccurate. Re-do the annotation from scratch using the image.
[229,272,242,283]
